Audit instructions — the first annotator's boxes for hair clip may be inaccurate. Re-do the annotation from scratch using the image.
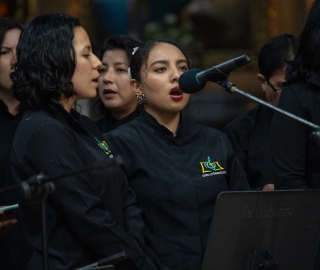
[132,47,139,55]
[128,67,132,79]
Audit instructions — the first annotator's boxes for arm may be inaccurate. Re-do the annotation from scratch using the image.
[270,87,309,190]
[122,181,145,243]
[122,183,169,270]
[222,133,250,191]
[13,122,162,269]
[223,118,250,170]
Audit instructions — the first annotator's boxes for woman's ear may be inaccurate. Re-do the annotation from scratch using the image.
[130,79,143,96]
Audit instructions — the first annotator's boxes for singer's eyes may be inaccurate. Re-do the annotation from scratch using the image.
[154,66,188,73]
[178,66,188,72]
[0,50,9,56]
[116,68,127,73]
[98,67,107,75]
[155,67,166,73]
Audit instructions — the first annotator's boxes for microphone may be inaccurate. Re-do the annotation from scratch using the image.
[179,54,251,93]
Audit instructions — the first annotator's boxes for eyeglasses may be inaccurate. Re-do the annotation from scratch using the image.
[266,79,283,93]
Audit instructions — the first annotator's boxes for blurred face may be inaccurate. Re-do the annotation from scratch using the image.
[71,26,101,101]
[0,28,20,93]
[97,49,137,119]
[132,42,189,118]
[258,66,286,107]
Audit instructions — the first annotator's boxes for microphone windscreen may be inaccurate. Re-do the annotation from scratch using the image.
[179,68,205,94]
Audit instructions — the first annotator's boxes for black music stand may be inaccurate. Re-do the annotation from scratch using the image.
[201,190,320,270]
[0,157,123,270]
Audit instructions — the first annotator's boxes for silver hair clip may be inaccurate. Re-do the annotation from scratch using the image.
[128,47,139,78]
[128,67,132,79]
[132,47,139,55]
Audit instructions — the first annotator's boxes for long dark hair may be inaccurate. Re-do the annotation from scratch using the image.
[0,17,23,47]
[11,13,80,112]
[286,1,320,84]
[99,34,143,60]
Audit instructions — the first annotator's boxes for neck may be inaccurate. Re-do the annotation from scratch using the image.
[0,90,20,115]
[146,109,181,136]
[59,95,76,113]
[112,108,135,120]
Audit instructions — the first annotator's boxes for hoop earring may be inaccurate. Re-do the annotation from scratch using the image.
[137,93,147,105]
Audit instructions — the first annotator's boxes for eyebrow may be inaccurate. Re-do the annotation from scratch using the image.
[82,45,92,51]
[150,59,187,67]
[101,61,129,67]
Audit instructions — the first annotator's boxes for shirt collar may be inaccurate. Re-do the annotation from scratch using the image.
[140,110,184,137]
[0,99,24,119]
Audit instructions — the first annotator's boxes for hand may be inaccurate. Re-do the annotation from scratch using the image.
[262,184,274,191]
[0,208,17,236]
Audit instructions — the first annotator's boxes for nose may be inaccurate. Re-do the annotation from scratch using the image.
[171,67,180,82]
[11,51,17,67]
[102,68,115,84]
[92,53,102,70]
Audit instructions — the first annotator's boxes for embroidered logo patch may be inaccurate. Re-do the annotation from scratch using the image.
[95,138,113,157]
[200,156,226,177]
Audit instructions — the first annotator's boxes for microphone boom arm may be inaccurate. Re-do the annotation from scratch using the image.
[217,80,320,131]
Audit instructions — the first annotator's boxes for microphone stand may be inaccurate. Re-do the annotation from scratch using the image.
[0,156,123,270]
[216,80,320,142]
[214,80,320,269]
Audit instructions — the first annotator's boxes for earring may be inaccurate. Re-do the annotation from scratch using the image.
[137,93,147,105]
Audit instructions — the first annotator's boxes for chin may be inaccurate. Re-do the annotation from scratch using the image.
[88,92,98,99]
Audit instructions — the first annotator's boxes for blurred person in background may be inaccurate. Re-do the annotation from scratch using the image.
[0,16,33,270]
[224,33,299,190]
[94,35,143,133]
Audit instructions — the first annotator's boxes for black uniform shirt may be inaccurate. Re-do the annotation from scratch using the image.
[224,104,274,189]
[96,107,142,133]
[104,110,250,270]
[271,73,320,190]
[11,107,166,270]
[0,100,32,270]
[0,100,24,197]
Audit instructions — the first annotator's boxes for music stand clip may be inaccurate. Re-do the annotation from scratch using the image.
[244,250,279,270]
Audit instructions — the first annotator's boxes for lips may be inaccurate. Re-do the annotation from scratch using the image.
[170,86,183,100]
[91,78,99,87]
[103,89,116,94]
[170,86,182,96]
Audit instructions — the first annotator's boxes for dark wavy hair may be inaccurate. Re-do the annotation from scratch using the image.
[129,39,192,83]
[286,0,320,84]
[11,13,81,112]
[93,35,143,116]
[258,33,299,80]
[0,17,23,47]
[99,34,143,61]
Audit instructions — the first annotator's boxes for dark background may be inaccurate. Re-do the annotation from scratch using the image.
[0,0,311,129]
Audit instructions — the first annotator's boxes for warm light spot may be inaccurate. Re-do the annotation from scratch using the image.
[266,8,277,18]
[0,3,8,16]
